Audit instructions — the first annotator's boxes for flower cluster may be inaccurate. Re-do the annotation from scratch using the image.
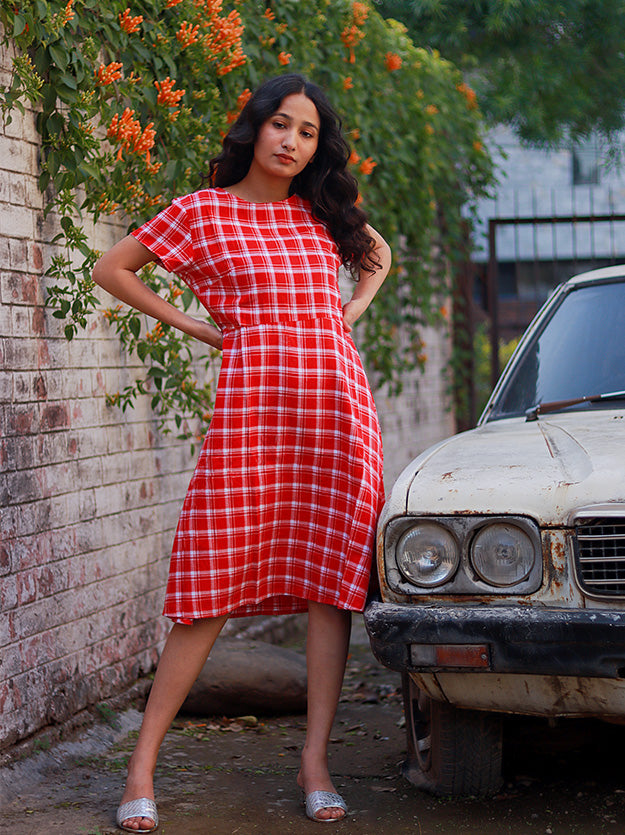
[359,156,377,175]
[155,76,185,107]
[456,82,478,110]
[196,1,246,76]
[60,0,75,25]
[341,0,368,63]
[95,62,123,86]
[384,52,401,72]
[226,87,251,123]
[119,8,143,34]
[145,321,164,343]
[107,108,156,164]
[176,20,200,47]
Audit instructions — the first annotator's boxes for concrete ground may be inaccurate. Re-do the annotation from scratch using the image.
[1,616,625,834]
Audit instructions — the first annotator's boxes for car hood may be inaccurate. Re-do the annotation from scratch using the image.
[402,409,625,525]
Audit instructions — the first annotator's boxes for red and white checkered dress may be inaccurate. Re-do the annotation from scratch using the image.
[132,188,384,622]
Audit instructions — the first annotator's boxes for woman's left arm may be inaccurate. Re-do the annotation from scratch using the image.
[342,224,392,333]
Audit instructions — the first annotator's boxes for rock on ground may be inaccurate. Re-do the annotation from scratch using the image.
[180,638,307,716]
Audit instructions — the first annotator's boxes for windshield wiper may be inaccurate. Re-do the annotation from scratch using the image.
[525,390,625,421]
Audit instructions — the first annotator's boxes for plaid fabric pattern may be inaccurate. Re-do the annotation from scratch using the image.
[132,188,384,621]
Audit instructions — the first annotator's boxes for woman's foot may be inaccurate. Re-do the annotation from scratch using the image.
[118,761,157,831]
[297,763,346,822]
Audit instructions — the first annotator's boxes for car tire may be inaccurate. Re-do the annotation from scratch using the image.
[401,672,503,797]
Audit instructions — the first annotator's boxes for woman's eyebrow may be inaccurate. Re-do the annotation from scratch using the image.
[273,111,319,131]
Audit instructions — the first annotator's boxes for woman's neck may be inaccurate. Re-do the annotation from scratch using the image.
[225,164,292,204]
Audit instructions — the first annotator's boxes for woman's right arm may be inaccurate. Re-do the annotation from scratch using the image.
[92,235,223,349]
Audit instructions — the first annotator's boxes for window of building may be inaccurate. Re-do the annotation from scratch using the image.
[572,136,600,186]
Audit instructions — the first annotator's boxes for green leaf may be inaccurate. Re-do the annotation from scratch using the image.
[46,112,65,136]
[13,14,27,37]
[48,43,69,71]
[46,150,60,177]
[129,317,141,339]
[56,84,78,104]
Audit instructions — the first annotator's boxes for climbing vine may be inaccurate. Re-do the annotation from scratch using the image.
[0,0,494,437]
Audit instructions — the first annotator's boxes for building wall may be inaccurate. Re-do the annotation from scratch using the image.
[0,46,453,750]
[474,125,625,266]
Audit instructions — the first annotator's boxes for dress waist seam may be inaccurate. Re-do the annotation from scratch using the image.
[222,315,342,332]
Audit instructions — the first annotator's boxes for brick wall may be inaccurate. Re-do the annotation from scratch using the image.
[0,42,195,751]
[0,44,454,751]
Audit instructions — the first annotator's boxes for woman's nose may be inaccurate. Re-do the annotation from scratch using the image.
[282,132,296,151]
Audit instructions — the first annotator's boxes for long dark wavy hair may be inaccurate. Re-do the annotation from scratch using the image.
[208,74,378,276]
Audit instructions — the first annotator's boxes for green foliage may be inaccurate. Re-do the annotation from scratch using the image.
[374,0,625,146]
[0,0,494,432]
[473,323,519,418]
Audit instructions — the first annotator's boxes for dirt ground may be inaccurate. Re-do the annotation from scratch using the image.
[2,616,625,834]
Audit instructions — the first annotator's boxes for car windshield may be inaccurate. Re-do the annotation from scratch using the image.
[487,278,625,420]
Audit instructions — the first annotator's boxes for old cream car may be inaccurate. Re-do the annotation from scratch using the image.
[365,265,625,797]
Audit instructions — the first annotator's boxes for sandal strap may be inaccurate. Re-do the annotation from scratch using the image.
[116,797,158,831]
[305,790,347,821]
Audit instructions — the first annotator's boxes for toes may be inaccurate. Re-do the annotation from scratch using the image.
[315,807,345,821]
[121,817,155,830]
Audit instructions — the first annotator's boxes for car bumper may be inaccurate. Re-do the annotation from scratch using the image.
[364,600,625,679]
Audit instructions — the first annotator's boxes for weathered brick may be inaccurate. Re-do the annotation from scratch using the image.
[6,468,41,504]
[0,301,12,337]
[6,530,55,571]
[5,403,38,436]
[39,401,70,432]
[0,573,17,610]
[11,497,52,538]
[0,203,34,239]
[0,134,37,174]
[0,369,11,399]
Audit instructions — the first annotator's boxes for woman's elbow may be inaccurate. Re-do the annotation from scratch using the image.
[92,256,108,288]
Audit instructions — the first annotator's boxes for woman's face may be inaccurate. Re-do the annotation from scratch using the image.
[252,92,320,181]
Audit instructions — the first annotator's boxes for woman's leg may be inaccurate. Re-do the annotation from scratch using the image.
[120,615,228,831]
[298,601,352,821]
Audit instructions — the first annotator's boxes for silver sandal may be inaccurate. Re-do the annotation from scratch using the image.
[116,797,159,833]
[304,790,347,822]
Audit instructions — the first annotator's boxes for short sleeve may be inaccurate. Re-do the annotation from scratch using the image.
[132,197,194,275]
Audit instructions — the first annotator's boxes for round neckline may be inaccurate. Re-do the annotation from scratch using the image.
[215,187,300,206]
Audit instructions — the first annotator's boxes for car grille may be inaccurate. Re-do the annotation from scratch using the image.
[574,517,625,596]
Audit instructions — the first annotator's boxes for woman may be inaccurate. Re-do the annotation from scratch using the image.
[93,73,391,831]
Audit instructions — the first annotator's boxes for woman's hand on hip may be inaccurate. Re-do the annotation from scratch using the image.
[342,298,368,333]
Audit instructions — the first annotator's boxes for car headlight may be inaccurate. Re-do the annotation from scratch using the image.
[396,522,460,587]
[470,522,536,587]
